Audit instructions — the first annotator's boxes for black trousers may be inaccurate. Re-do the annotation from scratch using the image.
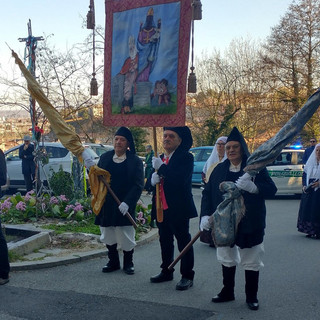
[157,213,195,280]
[0,220,10,279]
[24,173,34,192]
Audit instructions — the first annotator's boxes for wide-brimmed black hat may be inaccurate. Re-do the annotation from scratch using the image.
[227,127,250,157]
[163,126,193,151]
[114,127,136,154]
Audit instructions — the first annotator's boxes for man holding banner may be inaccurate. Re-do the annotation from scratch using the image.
[150,126,197,291]
[200,127,277,310]
[95,127,144,275]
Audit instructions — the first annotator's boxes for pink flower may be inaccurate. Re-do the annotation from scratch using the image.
[74,203,83,212]
[137,211,145,224]
[50,197,59,204]
[64,204,74,212]
[16,201,26,211]
[58,195,68,202]
[2,199,12,209]
[0,199,12,213]
[26,190,35,196]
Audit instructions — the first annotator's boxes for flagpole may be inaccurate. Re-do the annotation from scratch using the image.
[153,127,163,223]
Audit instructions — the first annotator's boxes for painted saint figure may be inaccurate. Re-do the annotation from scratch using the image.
[119,35,139,114]
[136,7,161,82]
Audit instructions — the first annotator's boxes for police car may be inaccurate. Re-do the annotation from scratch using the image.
[266,147,305,195]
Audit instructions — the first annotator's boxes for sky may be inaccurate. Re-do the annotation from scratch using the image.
[0,0,294,72]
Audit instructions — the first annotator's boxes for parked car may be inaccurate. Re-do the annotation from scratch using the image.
[85,143,146,169]
[266,147,305,195]
[189,146,214,185]
[84,143,114,157]
[5,142,99,191]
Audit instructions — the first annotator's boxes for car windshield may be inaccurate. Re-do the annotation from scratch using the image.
[190,149,203,161]
[85,147,99,159]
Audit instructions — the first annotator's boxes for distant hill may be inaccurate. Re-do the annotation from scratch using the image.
[0,108,29,118]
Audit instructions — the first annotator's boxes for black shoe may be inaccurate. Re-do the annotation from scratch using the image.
[176,278,193,291]
[0,278,9,285]
[150,272,173,283]
[102,263,120,273]
[123,265,135,275]
[247,301,259,310]
[212,293,235,303]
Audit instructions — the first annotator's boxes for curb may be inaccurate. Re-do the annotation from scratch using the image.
[10,228,159,271]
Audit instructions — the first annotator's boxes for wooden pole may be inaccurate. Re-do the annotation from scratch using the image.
[168,231,201,270]
[99,176,138,229]
[153,127,163,223]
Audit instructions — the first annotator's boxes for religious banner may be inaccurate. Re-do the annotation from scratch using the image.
[103,0,193,127]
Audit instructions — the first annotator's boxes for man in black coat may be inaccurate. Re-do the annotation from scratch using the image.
[302,137,317,164]
[200,127,277,310]
[95,127,144,275]
[19,135,36,192]
[150,126,197,291]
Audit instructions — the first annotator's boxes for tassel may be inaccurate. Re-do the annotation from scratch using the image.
[90,76,98,96]
[86,0,95,29]
[192,0,202,20]
[188,69,197,93]
[87,10,94,29]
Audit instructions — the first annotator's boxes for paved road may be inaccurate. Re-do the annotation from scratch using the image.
[0,189,319,320]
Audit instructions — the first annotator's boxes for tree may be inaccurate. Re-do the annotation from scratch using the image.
[262,0,320,141]
[130,127,149,154]
[0,32,106,143]
[190,38,277,151]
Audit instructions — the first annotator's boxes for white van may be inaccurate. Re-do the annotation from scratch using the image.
[266,148,305,195]
[5,142,98,191]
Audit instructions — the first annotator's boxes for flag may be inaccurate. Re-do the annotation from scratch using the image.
[103,0,193,127]
[12,50,85,160]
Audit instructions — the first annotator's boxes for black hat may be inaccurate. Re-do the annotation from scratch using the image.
[114,127,136,154]
[163,126,193,151]
[227,127,250,157]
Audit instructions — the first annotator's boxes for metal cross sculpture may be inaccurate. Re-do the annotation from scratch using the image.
[18,19,44,141]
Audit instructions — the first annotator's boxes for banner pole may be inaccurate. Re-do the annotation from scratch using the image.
[153,127,163,223]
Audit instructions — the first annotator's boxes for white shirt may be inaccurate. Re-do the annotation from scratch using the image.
[113,153,127,163]
[229,162,242,172]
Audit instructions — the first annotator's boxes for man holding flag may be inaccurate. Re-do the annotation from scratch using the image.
[150,126,197,291]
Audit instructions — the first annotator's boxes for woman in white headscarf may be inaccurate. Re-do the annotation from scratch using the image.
[297,143,320,238]
[202,136,227,184]
[200,136,227,246]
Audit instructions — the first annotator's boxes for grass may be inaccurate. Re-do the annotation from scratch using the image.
[8,251,26,262]
[41,221,101,235]
[40,217,151,241]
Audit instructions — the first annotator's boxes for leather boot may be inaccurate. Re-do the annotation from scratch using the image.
[123,249,134,275]
[245,270,259,310]
[212,265,236,303]
[102,244,120,273]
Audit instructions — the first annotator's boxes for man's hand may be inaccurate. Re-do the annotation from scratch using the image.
[235,174,258,194]
[84,158,95,169]
[82,148,95,169]
[151,172,160,186]
[152,156,163,170]
[118,202,129,215]
[200,216,211,231]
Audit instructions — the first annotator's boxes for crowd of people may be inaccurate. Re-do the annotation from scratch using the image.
[2,126,319,313]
